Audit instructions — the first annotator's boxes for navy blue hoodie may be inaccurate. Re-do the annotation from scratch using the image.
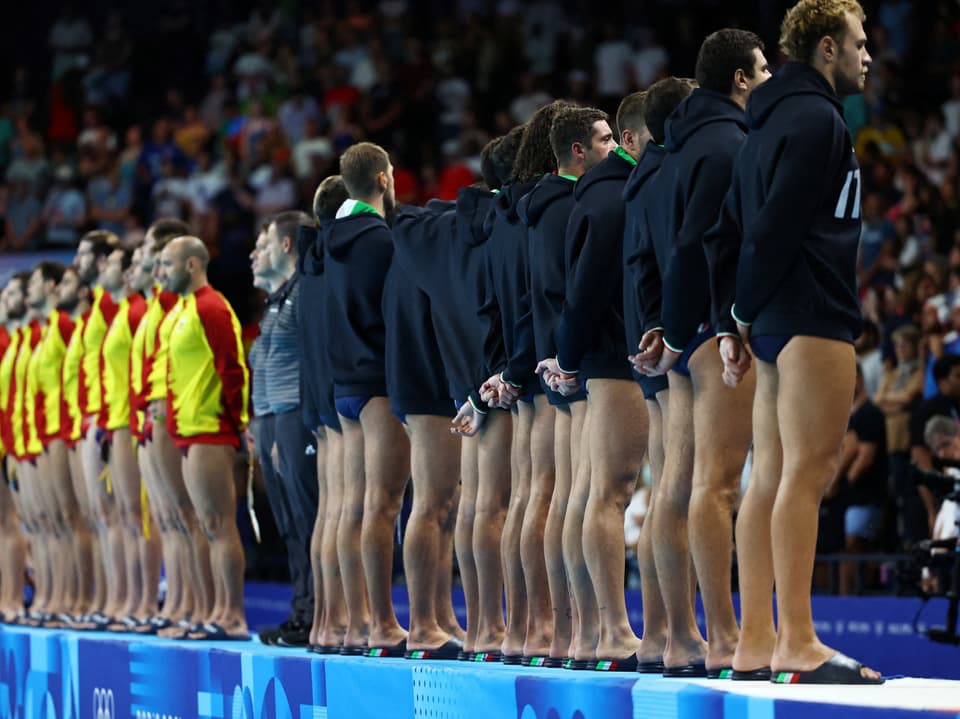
[391,188,493,404]
[382,251,453,417]
[480,179,540,393]
[706,62,862,342]
[320,211,393,397]
[623,142,667,360]
[554,148,635,380]
[517,173,587,402]
[656,88,747,352]
[297,225,340,431]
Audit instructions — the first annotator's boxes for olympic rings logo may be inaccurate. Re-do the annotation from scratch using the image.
[92,688,115,719]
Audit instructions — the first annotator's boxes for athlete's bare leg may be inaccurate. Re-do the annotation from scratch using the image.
[47,439,89,615]
[520,395,555,657]
[455,434,479,653]
[545,403,573,659]
[151,408,209,634]
[733,359,780,673]
[181,443,248,636]
[473,409,511,653]
[309,427,327,646]
[653,372,706,669]
[582,378,646,659]
[435,478,464,640]
[83,421,124,618]
[688,343,754,670]
[637,390,669,664]
[502,403,532,657]
[337,415,370,648]
[23,459,52,616]
[68,446,100,614]
[770,338,879,680]
[137,440,178,622]
[318,428,347,647]
[563,400,596,661]
[0,466,26,616]
[359,398,410,648]
[404,414,461,649]
[32,453,66,615]
[109,428,148,619]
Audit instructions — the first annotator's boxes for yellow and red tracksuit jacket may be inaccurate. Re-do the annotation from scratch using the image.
[166,285,249,447]
[99,293,147,431]
[27,309,75,453]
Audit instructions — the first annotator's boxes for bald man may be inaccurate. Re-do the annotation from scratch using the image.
[159,236,251,640]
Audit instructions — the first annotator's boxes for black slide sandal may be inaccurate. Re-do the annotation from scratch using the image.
[663,662,707,678]
[732,667,772,681]
[772,654,884,685]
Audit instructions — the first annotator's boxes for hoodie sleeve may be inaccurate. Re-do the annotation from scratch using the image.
[703,180,744,337]
[555,197,622,373]
[500,237,536,390]
[733,113,836,325]
[661,151,736,351]
[478,246,507,378]
[633,203,663,335]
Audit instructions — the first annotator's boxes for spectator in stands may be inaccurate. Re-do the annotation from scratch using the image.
[4,177,43,251]
[910,355,960,541]
[87,159,132,236]
[6,132,49,196]
[47,6,93,81]
[829,366,888,594]
[855,321,884,398]
[42,165,86,248]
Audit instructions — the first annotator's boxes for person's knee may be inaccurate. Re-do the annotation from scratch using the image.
[196,509,232,542]
[689,480,738,518]
[656,475,692,519]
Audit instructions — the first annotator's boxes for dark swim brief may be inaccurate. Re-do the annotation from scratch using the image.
[335,395,372,422]
[750,335,793,364]
[670,324,714,377]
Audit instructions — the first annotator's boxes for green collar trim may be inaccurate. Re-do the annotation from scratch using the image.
[337,199,380,218]
[614,146,637,166]
[558,173,578,182]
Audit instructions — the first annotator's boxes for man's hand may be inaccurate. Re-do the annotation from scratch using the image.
[719,335,751,388]
[480,373,520,409]
[451,400,485,437]
[629,329,665,375]
[535,358,580,396]
[736,320,751,346]
[270,441,280,472]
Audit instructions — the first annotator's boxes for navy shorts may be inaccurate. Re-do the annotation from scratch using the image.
[750,335,792,364]
[335,395,372,422]
[318,411,342,433]
[671,325,714,377]
[638,373,668,400]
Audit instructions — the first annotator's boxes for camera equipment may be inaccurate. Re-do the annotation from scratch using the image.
[909,465,960,645]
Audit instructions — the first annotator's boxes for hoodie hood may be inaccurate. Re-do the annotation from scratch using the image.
[664,88,747,152]
[301,227,324,276]
[493,179,538,223]
[745,61,841,129]
[623,142,667,202]
[425,198,456,214]
[320,212,389,260]
[574,150,635,201]
[456,186,495,247]
[518,174,575,226]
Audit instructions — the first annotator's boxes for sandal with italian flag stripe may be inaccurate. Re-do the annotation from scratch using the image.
[772,653,884,685]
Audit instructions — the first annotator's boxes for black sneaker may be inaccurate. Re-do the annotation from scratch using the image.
[277,621,311,647]
[260,619,297,646]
